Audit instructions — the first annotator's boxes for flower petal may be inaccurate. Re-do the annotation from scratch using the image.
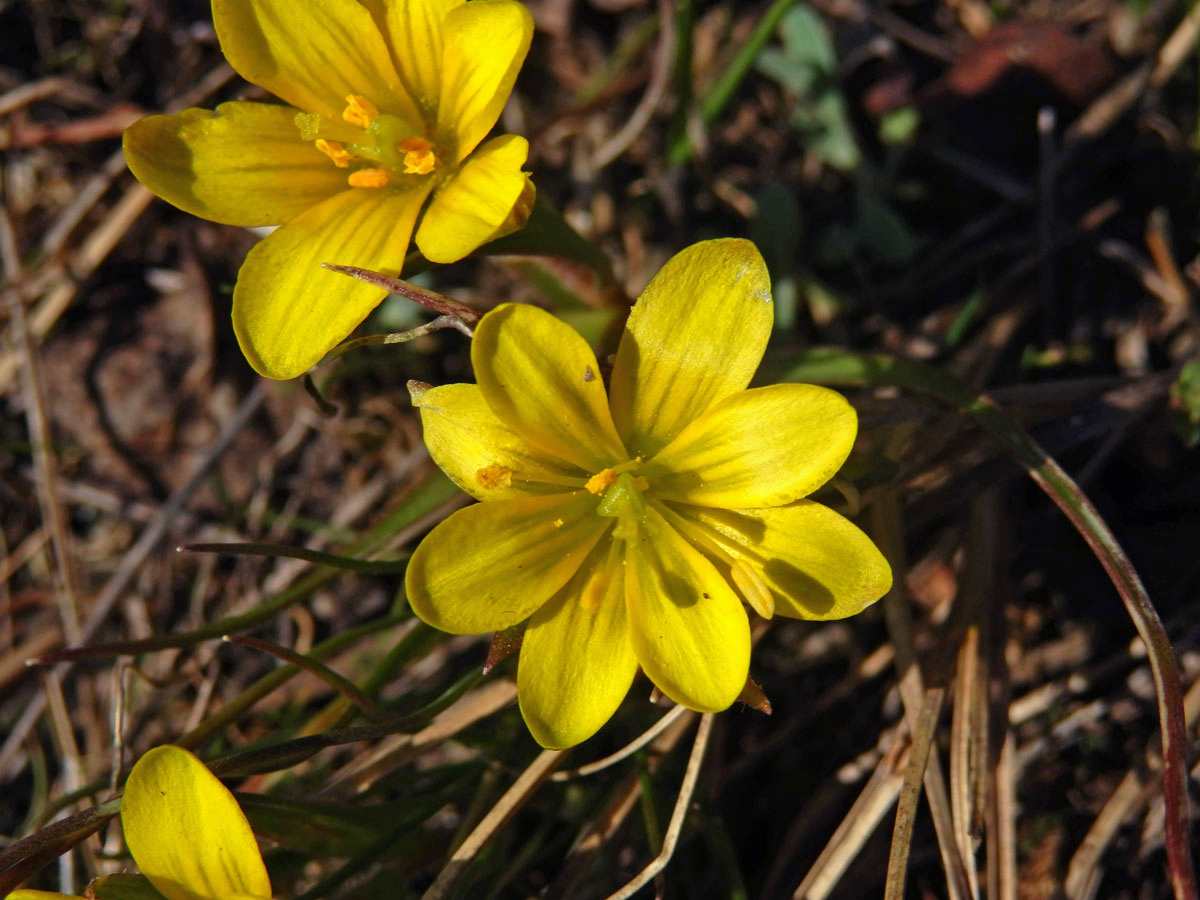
[5,893,77,899]
[122,746,270,900]
[406,492,610,634]
[412,382,581,501]
[518,538,638,748]
[123,102,350,227]
[624,505,750,711]
[437,0,534,160]
[609,239,773,458]
[232,182,433,379]
[472,304,627,471]
[415,134,532,263]
[676,501,892,620]
[365,0,462,113]
[212,0,419,125]
[643,384,857,508]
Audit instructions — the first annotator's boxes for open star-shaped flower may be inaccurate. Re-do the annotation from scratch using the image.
[406,239,892,749]
[123,0,535,380]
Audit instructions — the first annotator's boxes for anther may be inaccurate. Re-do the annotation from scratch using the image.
[348,168,389,188]
[342,95,379,129]
[315,139,352,168]
[586,469,617,495]
[398,136,437,175]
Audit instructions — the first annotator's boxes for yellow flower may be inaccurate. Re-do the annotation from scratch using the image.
[7,746,270,900]
[405,239,892,749]
[123,0,535,380]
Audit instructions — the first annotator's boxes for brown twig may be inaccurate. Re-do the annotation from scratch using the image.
[321,263,481,324]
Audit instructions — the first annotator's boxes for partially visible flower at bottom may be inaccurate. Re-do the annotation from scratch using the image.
[6,746,271,900]
[405,238,893,749]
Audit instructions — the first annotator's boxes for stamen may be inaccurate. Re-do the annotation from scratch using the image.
[315,139,352,168]
[586,469,617,495]
[398,137,437,175]
[342,95,379,128]
[731,559,775,620]
[348,168,389,188]
[475,464,512,490]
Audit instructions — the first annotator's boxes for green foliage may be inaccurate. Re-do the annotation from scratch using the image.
[1168,359,1200,447]
[756,5,860,171]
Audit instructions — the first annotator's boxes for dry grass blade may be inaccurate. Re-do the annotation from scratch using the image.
[872,490,974,900]
[546,710,698,900]
[604,712,714,900]
[590,0,675,169]
[420,747,566,900]
[885,686,948,900]
[984,569,1018,900]
[0,386,265,777]
[792,730,908,899]
[321,679,518,796]
[1065,674,1200,899]
[784,350,1199,900]
[950,492,1000,900]
[551,703,689,781]
[951,626,984,900]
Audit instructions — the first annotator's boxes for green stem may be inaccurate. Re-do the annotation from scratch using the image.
[223,634,388,720]
[181,542,409,574]
[667,0,797,164]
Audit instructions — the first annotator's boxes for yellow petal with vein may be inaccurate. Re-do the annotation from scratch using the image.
[406,492,610,634]
[675,501,892,620]
[122,746,270,900]
[415,134,531,263]
[212,0,420,126]
[366,0,462,112]
[644,384,856,508]
[609,239,773,458]
[438,0,534,160]
[232,182,432,379]
[123,102,348,227]
[472,304,626,472]
[413,382,582,501]
[625,505,749,711]
[519,538,638,748]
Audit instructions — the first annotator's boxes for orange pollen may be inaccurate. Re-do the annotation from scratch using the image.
[342,95,379,128]
[398,136,437,175]
[315,139,352,168]
[348,168,389,188]
[586,469,618,495]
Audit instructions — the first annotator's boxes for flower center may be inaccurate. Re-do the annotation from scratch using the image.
[299,96,443,190]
